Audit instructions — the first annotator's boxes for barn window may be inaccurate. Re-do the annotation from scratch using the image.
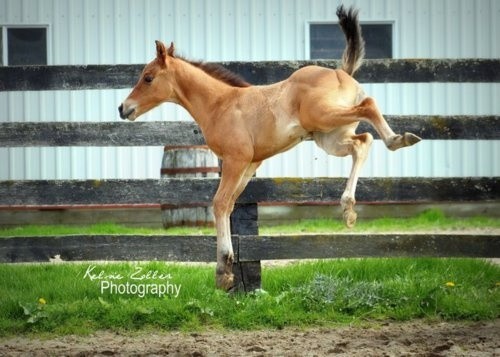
[1,26,48,65]
[309,23,393,59]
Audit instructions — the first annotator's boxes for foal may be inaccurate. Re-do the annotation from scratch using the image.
[119,6,421,290]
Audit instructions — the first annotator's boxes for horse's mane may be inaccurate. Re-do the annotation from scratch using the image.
[180,57,251,88]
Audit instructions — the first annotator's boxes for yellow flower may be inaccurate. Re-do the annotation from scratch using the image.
[496,282,500,287]
[445,282,455,287]
[38,298,47,305]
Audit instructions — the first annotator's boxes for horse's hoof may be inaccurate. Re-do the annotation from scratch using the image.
[387,133,422,151]
[216,272,234,291]
[403,132,422,147]
[343,209,357,228]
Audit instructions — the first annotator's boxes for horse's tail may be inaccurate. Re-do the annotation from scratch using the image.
[336,5,365,76]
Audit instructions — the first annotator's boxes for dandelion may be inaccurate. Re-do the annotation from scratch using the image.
[445,282,455,287]
[38,298,47,305]
[496,282,500,287]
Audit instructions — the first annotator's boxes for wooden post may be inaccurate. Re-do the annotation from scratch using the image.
[230,203,261,292]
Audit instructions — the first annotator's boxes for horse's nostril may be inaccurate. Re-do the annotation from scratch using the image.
[118,104,135,120]
[118,104,130,119]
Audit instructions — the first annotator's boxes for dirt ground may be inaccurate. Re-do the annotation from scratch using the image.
[1,319,499,356]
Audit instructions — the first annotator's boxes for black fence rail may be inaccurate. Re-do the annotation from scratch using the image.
[0,177,498,207]
[1,59,499,91]
[0,116,499,147]
[2,234,499,264]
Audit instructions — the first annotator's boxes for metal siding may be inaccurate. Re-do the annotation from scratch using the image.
[0,0,498,180]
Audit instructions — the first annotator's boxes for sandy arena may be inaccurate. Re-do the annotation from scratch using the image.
[2,319,499,356]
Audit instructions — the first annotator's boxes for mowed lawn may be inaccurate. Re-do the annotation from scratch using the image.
[0,210,498,336]
[1,209,498,237]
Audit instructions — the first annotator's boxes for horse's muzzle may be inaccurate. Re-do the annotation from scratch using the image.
[118,103,135,120]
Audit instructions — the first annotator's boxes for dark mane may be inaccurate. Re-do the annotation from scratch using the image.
[181,57,251,88]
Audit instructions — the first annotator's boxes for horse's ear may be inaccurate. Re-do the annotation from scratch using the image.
[167,42,175,57]
[155,40,167,65]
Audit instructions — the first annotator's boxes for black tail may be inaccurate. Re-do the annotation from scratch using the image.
[336,5,365,76]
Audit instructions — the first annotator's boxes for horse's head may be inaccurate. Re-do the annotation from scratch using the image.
[119,40,177,121]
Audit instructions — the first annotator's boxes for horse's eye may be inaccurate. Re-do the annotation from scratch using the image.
[144,75,154,83]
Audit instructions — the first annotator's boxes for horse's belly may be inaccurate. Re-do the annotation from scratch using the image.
[253,119,310,161]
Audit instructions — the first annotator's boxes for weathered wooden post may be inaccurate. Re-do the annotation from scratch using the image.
[230,202,261,292]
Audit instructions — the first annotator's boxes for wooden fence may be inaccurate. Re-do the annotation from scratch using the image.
[1,59,499,291]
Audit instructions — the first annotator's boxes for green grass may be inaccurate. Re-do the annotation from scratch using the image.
[262,209,499,235]
[0,222,214,237]
[0,209,498,237]
[0,258,498,337]
[0,209,498,336]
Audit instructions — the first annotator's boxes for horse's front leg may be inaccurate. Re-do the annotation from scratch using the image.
[213,159,256,290]
[214,206,233,290]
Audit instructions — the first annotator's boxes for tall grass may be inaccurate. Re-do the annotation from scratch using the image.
[0,258,498,336]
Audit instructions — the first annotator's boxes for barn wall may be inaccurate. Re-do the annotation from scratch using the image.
[0,0,499,180]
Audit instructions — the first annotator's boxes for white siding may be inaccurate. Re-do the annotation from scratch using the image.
[0,0,498,180]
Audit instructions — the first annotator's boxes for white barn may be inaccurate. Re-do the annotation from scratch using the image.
[1,0,499,180]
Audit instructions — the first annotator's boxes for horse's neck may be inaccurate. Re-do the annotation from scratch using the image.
[173,61,234,123]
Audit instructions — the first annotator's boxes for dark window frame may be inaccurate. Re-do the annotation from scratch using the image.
[308,21,394,60]
[1,25,49,66]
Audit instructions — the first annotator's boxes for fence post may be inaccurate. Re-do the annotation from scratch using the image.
[230,203,261,292]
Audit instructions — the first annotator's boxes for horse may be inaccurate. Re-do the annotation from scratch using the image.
[119,5,421,291]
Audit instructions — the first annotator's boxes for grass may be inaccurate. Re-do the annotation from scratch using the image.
[0,222,212,237]
[0,209,498,237]
[0,258,498,337]
[262,209,499,235]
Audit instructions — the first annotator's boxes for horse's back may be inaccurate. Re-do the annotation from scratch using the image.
[289,65,357,90]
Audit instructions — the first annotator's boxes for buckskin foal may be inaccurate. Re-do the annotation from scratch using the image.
[119,5,421,290]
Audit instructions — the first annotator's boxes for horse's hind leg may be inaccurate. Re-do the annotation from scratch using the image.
[356,97,421,151]
[307,96,420,151]
[314,128,373,228]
